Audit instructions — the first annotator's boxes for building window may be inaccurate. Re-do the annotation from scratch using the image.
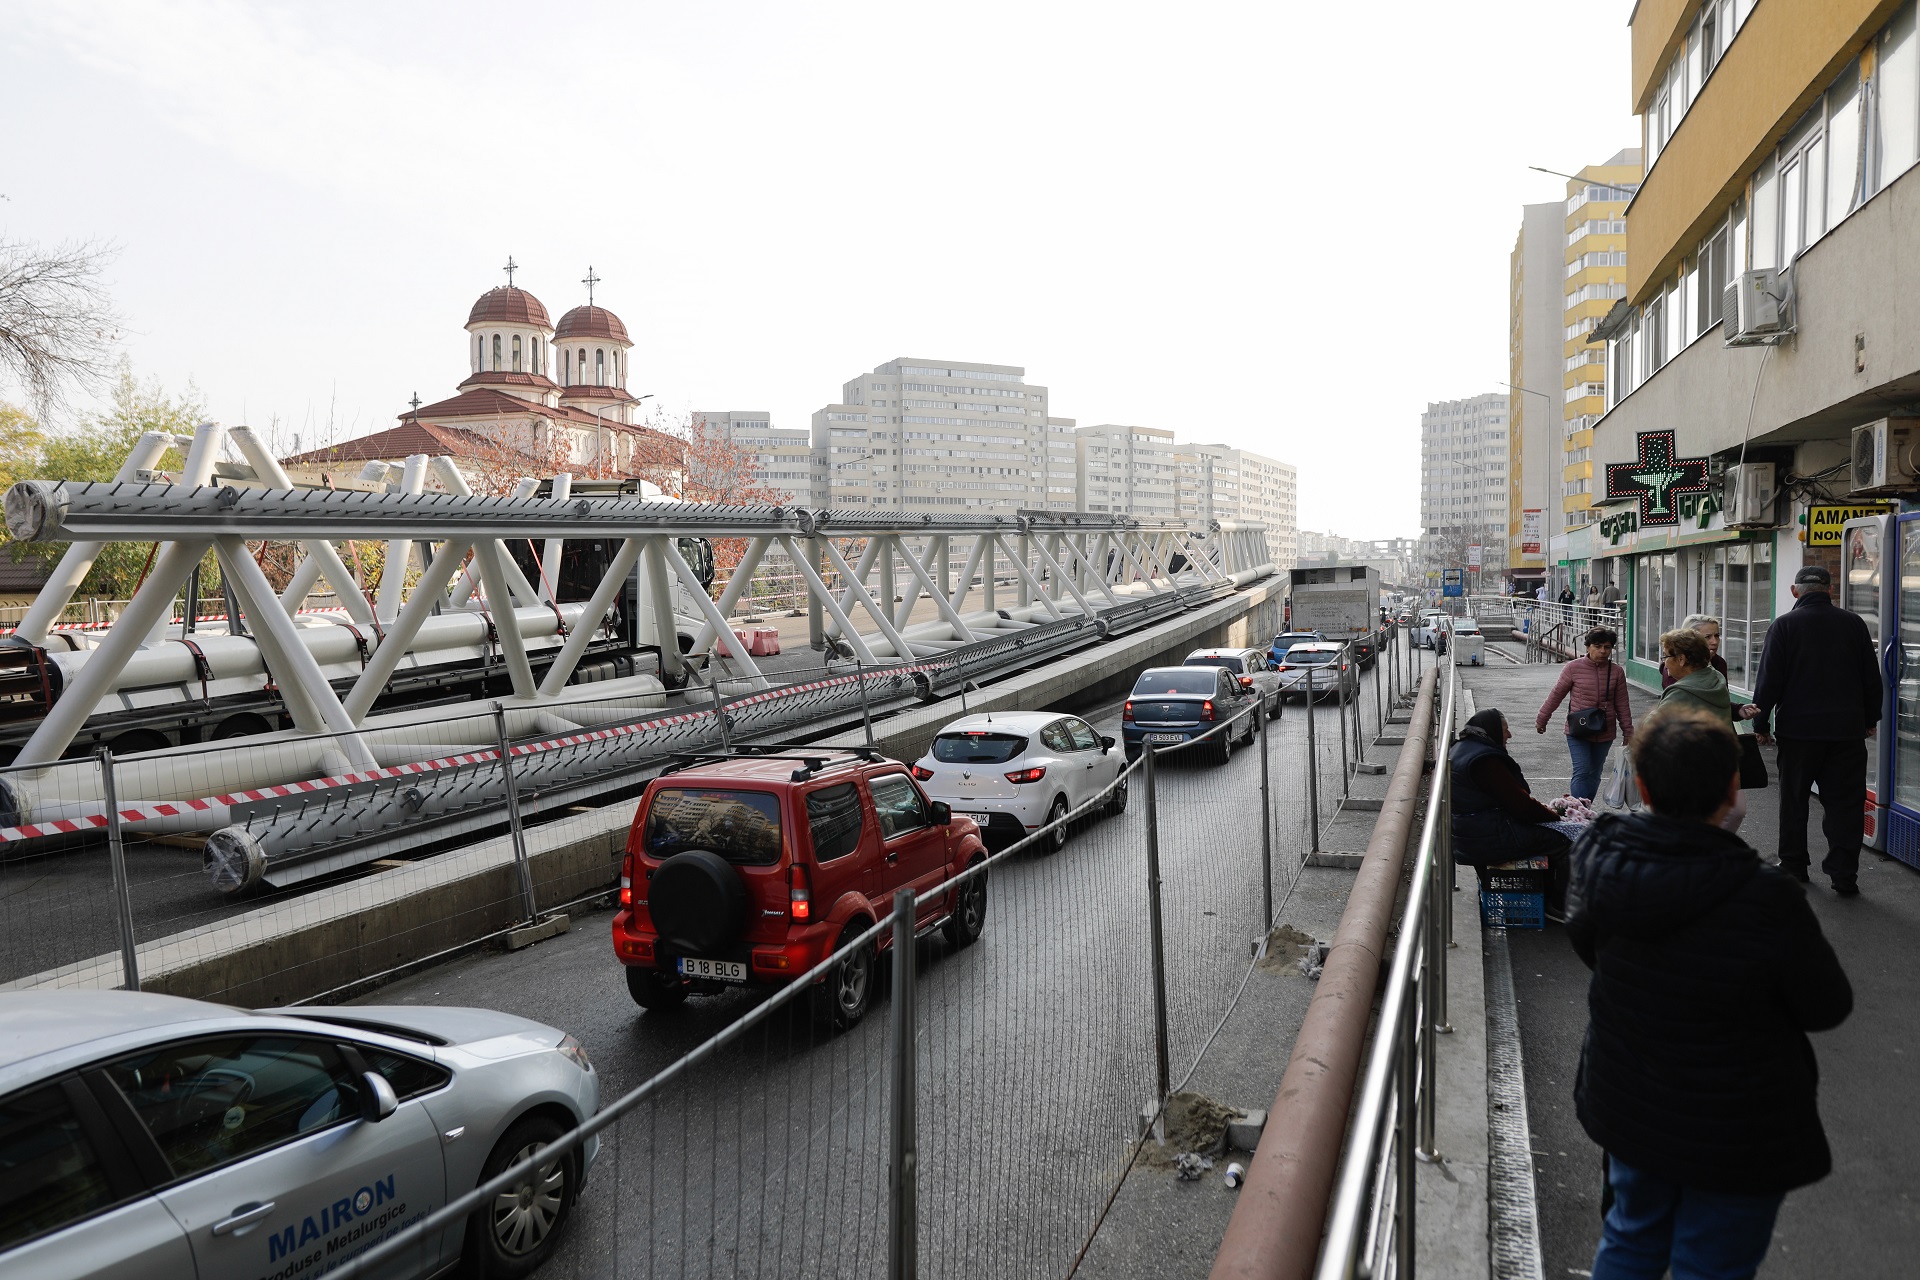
[512,334,523,373]
[563,349,571,385]
[492,333,501,370]
[578,349,587,383]
[595,349,605,385]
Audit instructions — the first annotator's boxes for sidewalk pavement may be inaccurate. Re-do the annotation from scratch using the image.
[1463,657,1920,1279]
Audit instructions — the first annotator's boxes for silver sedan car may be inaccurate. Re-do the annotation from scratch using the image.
[0,991,599,1280]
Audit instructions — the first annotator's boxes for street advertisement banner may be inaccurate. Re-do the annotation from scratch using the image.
[1807,502,1896,547]
[1521,509,1542,556]
[1467,544,1482,568]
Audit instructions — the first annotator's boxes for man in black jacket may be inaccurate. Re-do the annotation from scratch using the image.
[1568,709,1851,1280]
[1742,564,1882,894]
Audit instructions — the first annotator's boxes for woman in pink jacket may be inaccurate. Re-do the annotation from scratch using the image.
[1536,627,1635,800]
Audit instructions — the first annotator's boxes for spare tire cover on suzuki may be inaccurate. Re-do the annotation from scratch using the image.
[648,850,749,954]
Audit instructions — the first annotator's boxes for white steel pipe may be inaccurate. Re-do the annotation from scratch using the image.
[341,540,475,722]
[537,538,643,697]
[539,473,571,603]
[228,425,375,625]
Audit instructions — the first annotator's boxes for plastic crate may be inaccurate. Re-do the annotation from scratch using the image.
[1480,890,1545,930]
[1484,868,1550,895]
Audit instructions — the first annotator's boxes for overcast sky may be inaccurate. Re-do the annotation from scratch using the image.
[3,1,1636,538]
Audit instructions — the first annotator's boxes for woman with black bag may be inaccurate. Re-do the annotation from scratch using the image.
[1536,627,1635,801]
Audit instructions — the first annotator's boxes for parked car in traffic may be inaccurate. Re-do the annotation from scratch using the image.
[1269,630,1325,665]
[1183,647,1284,718]
[1413,611,1449,649]
[911,711,1128,854]
[1121,665,1259,763]
[0,990,600,1280]
[1274,641,1359,702]
[613,750,990,1029]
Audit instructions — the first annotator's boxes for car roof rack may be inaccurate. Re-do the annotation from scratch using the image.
[657,746,887,781]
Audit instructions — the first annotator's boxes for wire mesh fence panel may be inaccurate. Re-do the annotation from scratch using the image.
[0,753,126,989]
[913,759,1154,1280]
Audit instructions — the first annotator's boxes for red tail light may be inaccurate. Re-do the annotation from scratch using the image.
[1238,675,1254,687]
[910,764,934,781]
[1005,765,1048,784]
[788,864,812,921]
[1200,700,1216,721]
[1122,700,1135,723]
[619,852,634,907]
[1277,664,1292,672]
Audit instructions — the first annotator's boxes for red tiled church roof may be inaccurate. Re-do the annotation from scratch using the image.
[467,287,551,329]
[554,305,630,343]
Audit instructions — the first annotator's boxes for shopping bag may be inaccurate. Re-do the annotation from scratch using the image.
[1600,748,1635,810]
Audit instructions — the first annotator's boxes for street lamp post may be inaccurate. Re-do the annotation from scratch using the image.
[1502,381,1557,597]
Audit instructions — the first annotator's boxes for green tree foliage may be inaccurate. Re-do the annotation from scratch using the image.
[2,359,211,599]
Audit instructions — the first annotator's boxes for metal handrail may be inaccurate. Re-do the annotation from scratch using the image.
[1314,647,1457,1280]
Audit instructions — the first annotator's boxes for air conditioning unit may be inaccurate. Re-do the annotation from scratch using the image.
[1723,267,1792,346]
[1721,462,1777,527]
[1850,418,1920,495]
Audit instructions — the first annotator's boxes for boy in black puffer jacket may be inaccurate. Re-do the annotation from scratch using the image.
[1566,708,1852,1280]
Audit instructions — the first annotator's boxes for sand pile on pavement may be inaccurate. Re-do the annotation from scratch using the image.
[1258,924,1325,976]
[1141,1091,1242,1168]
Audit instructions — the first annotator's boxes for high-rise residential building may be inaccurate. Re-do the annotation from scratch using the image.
[810,358,1048,511]
[692,411,815,505]
[1579,0,1920,694]
[1419,394,1510,582]
[1043,417,1079,510]
[1561,150,1643,532]
[1509,202,1564,587]
[1174,443,1299,567]
[1075,425,1178,517]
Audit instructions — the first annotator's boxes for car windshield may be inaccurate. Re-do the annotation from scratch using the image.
[932,732,1028,764]
[1131,670,1220,696]
[1285,651,1336,666]
[644,788,783,865]
[1185,655,1244,673]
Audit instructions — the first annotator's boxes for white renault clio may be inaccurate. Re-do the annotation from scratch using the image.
[911,711,1129,853]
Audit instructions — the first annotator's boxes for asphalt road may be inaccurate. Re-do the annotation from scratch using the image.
[351,682,1385,1279]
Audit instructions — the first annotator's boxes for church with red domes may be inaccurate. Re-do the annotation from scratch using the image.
[282,262,673,488]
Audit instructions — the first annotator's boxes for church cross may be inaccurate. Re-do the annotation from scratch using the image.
[502,256,519,287]
[582,265,600,305]
[409,392,423,415]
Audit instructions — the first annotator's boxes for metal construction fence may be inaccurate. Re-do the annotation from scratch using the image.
[312,649,1424,1280]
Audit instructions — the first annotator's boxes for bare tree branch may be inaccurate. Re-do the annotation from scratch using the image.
[0,237,121,420]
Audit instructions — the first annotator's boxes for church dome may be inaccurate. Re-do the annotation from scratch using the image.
[467,287,552,329]
[555,305,630,344]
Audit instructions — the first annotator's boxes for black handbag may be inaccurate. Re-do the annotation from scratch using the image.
[1569,664,1613,740]
[1739,733,1769,789]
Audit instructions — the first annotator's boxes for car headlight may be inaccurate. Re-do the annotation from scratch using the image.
[557,1033,592,1073]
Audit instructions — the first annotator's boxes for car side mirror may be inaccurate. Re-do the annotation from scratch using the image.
[1099,735,1115,752]
[929,800,952,825]
[359,1072,398,1123]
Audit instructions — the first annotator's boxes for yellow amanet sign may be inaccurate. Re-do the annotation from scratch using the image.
[1807,503,1895,546]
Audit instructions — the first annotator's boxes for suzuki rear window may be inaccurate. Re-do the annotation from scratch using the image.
[1185,655,1244,673]
[805,784,863,862]
[1131,670,1219,695]
[932,733,1027,763]
[644,788,783,865]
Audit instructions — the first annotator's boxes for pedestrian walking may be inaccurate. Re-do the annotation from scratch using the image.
[1738,565,1881,895]
[1558,585,1576,606]
[1660,613,1729,688]
[1536,627,1634,800]
[1567,708,1852,1280]
[1600,579,1624,609]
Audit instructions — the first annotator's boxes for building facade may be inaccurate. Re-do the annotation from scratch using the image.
[1560,150,1643,537]
[1509,202,1565,585]
[1175,443,1299,567]
[1582,0,1920,694]
[1419,394,1511,586]
[692,411,815,505]
[810,358,1049,511]
[1075,425,1178,517]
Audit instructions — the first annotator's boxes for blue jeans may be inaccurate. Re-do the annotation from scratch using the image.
[1568,736,1613,801]
[1592,1156,1784,1280]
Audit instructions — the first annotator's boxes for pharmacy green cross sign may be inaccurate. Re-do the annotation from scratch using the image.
[1604,429,1710,528]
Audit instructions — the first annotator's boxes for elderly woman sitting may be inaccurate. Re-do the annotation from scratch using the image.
[1450,708,1573,916]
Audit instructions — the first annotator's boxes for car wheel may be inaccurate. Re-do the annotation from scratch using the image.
[1267,693,1282,720]
[1043,795,1070,854]
[1106,774,1130,815]
[943,864,987,948]
[625,966,688,1012]
[466,1115,575,1279]
[813,924,875,1031]
[1216,729,1233,766]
